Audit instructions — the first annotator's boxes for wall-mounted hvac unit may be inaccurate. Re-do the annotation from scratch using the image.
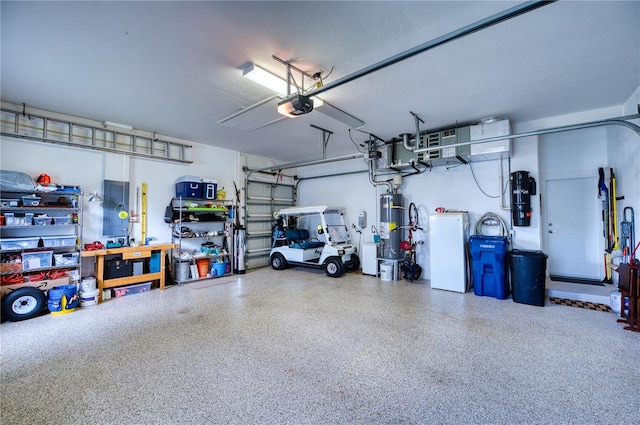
[388,118,511,169]
[469,118,511,161]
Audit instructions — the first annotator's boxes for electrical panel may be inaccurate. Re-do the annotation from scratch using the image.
[358,211,367,228]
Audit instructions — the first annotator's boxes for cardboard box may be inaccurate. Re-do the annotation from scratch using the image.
[0,277,69,298]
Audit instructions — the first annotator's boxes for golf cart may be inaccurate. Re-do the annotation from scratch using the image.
[269,205,359,277]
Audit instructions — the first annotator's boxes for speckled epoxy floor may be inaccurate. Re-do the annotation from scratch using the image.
[1,268,639,424]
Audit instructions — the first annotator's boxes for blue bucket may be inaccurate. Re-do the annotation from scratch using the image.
[48,284,79,314]
[212,261,228,276]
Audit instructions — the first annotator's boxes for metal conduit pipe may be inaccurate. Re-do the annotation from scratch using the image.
[368,160,394,192]
[295,169,369,190]
[243,153,363,174]
[306,1,553,98]
[414,115,640,155]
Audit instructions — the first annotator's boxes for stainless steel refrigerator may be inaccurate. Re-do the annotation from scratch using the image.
[429,213,470,292]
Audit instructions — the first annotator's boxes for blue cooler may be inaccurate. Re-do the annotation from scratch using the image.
[175,175,202,198]
[201,180,217,200]
[469,235,509,299]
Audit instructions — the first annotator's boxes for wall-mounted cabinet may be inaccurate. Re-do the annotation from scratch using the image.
[170,197,234,283]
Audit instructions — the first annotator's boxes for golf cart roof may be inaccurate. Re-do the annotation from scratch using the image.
[277,205,346,216]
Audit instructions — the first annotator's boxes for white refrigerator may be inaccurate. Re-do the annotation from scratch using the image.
[429,213,470,293]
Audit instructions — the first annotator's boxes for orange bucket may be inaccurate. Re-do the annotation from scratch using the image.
[196,258,210,278]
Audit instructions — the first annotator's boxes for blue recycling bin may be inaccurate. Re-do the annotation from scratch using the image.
[469,235,509,299]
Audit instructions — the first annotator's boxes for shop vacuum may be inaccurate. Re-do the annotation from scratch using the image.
[510,171,536,226]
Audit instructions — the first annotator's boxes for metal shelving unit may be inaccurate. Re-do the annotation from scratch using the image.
[169,197,234,284]
[1,187,83,318]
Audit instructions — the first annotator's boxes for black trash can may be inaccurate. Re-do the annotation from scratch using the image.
[508,249,548,306]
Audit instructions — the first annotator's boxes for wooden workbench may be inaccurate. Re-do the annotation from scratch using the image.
[81,243,175,302]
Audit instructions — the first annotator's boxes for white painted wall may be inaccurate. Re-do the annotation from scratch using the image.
[0,136,239,247]
[2,90,637,280]
[538,126,608,279]
[298,100,640,280]
[299,139,540,279]
[607,86,640,256]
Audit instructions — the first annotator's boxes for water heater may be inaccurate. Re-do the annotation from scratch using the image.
[379,193,404,259]
[510,171,536,227]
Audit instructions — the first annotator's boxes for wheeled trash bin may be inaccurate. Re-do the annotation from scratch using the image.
[469,235,509,299]
[508,249,548,306]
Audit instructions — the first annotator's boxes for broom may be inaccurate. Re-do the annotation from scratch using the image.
[610,168,623,260]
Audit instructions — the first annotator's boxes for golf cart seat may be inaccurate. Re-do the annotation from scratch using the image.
[285,229,325,249]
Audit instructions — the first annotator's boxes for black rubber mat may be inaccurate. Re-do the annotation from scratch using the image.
[549,297,612,312]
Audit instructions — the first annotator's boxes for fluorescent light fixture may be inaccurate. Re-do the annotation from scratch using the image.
[243,62,288,96]
[243,62,323,109]
[103,121,133,131]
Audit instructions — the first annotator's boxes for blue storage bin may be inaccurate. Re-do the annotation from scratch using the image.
[469,235,509,299]
[149,252,161,273]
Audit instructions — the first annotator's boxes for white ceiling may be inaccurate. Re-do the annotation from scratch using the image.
[1,1,639,163]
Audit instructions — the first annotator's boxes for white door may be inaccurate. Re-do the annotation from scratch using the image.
[545,176,602,280]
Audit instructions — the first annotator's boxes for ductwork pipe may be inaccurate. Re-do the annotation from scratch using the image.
[413,115,640,155]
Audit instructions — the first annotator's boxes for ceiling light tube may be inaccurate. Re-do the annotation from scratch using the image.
[243,62,289,96]
[243,62,323,109]
[103,121,133,131]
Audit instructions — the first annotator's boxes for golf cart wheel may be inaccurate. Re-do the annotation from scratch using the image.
[270,253,287,270]
[325,258,344,278]
[345,254,360,271]
[1,287,47,322]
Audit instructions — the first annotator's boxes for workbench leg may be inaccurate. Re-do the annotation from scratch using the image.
[96,256,105,303]
[159,250,166,290]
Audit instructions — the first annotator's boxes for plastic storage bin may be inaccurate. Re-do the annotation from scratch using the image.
[469,235,509,299]
[508,249,548,306]
[41,236,77,247]
[113,282,151,298]
[54,252,79,266]
[149,252,161,273]
[0,237,40,250]
[0,198,19,207]
[53,216,72,225]
[34,216,52,226]
[22,250,54,270]
[21,196,41,206]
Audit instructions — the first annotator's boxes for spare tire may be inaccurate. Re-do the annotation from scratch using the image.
[1,287,47,321]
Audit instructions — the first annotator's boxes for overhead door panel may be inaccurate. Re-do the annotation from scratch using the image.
[244,174,296,269]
